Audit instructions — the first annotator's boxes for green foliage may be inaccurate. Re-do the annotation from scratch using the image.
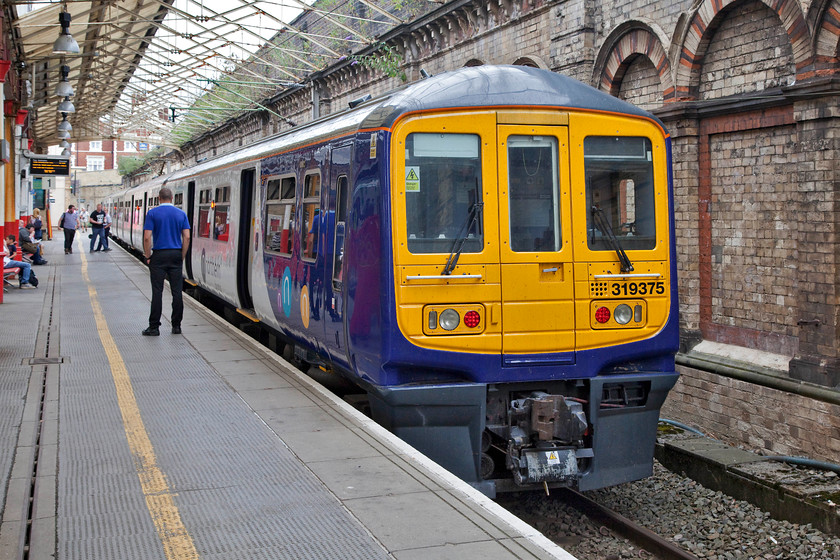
[352,43,407,82]
[118,156,145,176]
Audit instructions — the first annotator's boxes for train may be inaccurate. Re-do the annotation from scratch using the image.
[106,65,679,496]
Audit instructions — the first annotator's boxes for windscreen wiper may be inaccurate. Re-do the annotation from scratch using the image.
[442,201,483,275]
[591,205,633,273]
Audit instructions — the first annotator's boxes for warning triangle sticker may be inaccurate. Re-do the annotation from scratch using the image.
[406,168,419,181]
[548,452,557,460]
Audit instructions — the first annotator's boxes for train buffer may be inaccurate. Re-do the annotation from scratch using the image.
[0,237,575,560]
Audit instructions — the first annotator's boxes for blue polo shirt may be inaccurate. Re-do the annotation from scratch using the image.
[144,203,190,250]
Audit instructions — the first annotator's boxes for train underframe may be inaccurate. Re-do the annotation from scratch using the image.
[368,372,678,498]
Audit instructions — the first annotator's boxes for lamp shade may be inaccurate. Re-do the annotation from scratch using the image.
[59,140,70,148]
[58,119,72,132]
[53,33,80,55]
[61,148,71,156]
[57,130,71,139]
[55,81,74,97]
[57,98,75,113]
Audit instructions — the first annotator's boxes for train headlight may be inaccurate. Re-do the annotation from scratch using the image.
[439,308,460,331]
[595,307,610,323]
[614,304,633,325]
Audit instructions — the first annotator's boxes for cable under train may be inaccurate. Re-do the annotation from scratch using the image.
[107,65,679,496]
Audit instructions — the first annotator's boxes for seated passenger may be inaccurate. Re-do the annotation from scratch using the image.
[6,235,17,256]
[18,225,47,265]
[3,244,35,289]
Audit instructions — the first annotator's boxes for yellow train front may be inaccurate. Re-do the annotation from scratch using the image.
[370,66,679,496]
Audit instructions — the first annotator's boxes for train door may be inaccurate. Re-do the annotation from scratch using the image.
[185,181,196,279]
[324,145,352,364]
[236,170,255,310]
[129,195,136,247]
[497,121,575,361]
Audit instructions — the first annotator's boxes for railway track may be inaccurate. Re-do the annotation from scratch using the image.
[556,488,699,560]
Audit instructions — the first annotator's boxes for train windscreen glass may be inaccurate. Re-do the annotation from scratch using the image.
[404,133,483,254]
[584,136,656,251]
[507,135,560,252]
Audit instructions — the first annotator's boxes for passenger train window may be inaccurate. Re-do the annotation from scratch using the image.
[507,135,561,252]
[403,133,483,254]
[265,176,296,255]
[198,189,212,238]
[301,173,321,261]
[584,137,655,251]
[174,193,183,208]
[214,186,230,242]
[332,176,348,289]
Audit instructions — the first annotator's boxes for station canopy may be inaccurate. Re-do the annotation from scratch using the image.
[6,0,418,150]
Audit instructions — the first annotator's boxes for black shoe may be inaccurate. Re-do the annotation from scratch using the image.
[142,326,160,336]
[171,326,182,334]
[104,248,112,252]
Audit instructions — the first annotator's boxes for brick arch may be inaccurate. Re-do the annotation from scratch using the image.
[677,0,811,99]
[814,0,840,63]
[511,55,549,69]
[595,26,675,102]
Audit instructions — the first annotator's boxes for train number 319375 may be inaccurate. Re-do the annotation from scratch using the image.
[611,281,666,296]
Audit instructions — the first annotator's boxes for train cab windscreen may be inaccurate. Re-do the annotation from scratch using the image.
[584,136,656,251]
[404,133,483,254]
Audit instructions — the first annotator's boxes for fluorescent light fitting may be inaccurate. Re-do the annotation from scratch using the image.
[53,12,80,55]
[57,98,75,113]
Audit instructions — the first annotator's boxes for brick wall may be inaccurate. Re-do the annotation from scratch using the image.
[662,365,840,465]
[617,57,661,111]
[708,126,799,352]
[697,0,795,99]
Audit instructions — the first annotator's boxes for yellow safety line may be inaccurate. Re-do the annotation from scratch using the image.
[80,250,199,559]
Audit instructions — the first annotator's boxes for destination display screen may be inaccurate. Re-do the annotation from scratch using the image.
[29,157,70,176]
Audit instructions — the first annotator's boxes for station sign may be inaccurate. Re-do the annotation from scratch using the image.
[29,157,70,176]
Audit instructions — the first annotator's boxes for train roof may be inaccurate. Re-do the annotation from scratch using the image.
[163,65,664,184]
[361,65,663,129]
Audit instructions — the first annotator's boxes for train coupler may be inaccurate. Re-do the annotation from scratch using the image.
[507,392,593,485]
[511,446,594,485]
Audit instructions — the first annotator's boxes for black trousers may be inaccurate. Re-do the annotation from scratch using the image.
[63,228,76,251]
[148,249,184,328]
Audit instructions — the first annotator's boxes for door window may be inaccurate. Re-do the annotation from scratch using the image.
[506,135,561,252]
[333,176,348,289]
[213,186,230,242]
[198,189,212,238]
[265,176,296,255]
[301,173,321,261]
[404,133,483,254]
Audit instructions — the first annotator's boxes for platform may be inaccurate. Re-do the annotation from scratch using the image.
[0,236,575,560]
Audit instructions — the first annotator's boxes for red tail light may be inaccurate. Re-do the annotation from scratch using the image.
[595,306,611,323]
[464,310,480,328]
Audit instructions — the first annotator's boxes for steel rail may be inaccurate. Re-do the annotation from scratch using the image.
[557,488,701,560]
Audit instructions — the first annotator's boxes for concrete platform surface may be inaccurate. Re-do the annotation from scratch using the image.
[0,236,575,560]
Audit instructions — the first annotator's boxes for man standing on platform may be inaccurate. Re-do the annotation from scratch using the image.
[59,204,79,254]
[142,187,190,336]
[89,203,106,252]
